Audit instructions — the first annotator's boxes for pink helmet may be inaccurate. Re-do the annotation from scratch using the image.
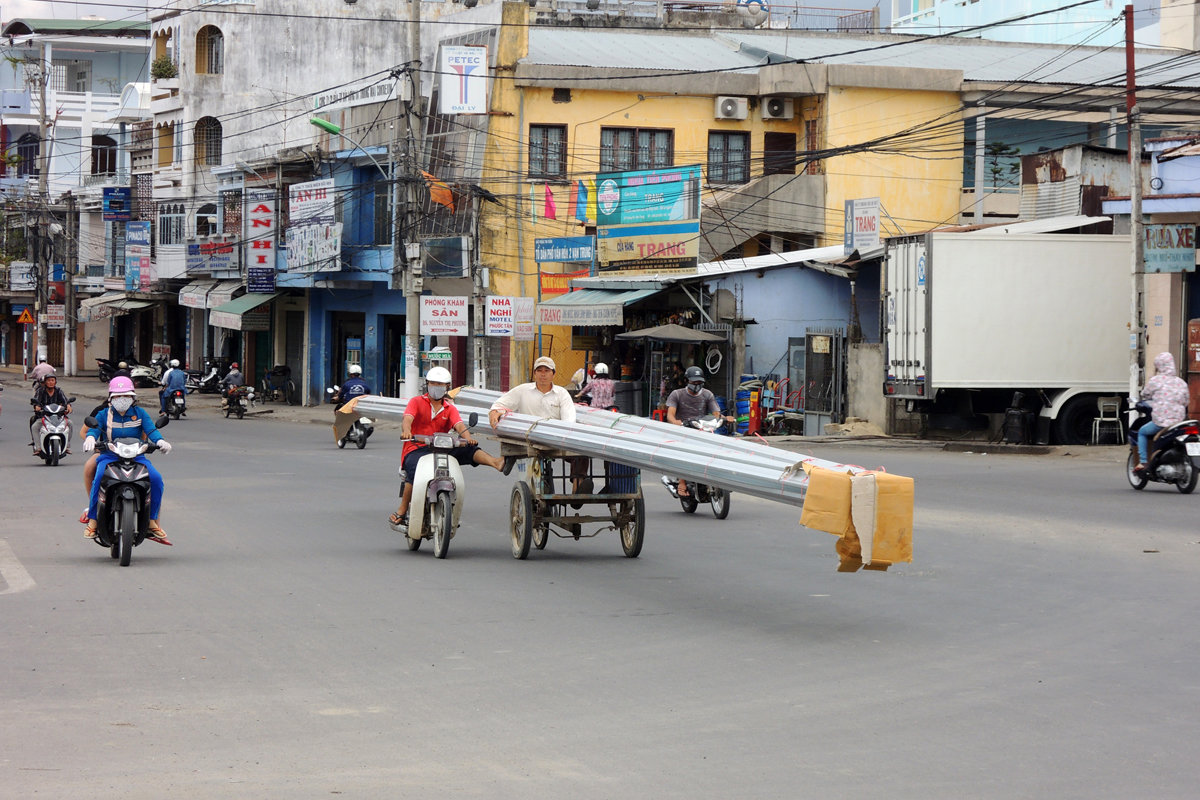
[108,376,136,396]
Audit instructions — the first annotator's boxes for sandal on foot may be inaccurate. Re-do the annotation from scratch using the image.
[389,512,408,531]
[147,522,173,546]
[83,520,98,539]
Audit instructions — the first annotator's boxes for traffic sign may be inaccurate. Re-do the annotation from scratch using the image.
[16,308,35,325]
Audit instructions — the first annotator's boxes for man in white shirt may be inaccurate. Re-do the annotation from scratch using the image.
[489,356,588,496]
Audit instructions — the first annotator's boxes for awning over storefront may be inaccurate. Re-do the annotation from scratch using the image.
[78,291,154,323]
[178,279,219,309]
[535,287,662,326]
[210,291,283,331]
[207,281,244,309]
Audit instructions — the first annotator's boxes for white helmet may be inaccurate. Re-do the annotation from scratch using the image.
[594,362,609,376]
[169,359,180,368]
[348,364,362,375]
[426,366,452,385]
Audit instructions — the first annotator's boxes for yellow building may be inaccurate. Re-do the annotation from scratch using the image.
[475,4,963,386]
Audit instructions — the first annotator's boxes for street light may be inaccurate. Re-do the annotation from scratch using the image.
[310,116,417,399]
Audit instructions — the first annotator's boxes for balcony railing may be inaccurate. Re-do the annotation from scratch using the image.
[83,170,131,188]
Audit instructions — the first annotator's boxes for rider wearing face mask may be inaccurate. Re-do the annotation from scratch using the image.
[389,366,505,530]
[664,366,737,497]
[81,377,173,545]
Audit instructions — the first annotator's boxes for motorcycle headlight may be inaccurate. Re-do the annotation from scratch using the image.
[110,441,142,459]
[431,432,454,449]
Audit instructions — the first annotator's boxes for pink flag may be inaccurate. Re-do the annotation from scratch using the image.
[544,184,557,220]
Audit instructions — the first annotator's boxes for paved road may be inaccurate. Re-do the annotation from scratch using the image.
[2,376,1198,798]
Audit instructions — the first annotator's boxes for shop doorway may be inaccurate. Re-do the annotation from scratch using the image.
[383,314,405,396]
[331,311,364,388]
[803,328,847,435]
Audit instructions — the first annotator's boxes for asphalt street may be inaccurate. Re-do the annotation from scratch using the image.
[2,375,1199,798]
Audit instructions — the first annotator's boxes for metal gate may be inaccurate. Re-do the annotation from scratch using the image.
[803,327,846,436]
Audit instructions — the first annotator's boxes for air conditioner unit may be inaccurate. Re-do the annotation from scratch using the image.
[714,96,748,120]
[762,97,794,121]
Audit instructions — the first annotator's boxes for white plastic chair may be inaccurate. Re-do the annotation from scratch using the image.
[1091,396,1122,445]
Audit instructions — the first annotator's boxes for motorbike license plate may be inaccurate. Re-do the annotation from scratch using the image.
[1187,442,1200,457]
[174,397,184,405]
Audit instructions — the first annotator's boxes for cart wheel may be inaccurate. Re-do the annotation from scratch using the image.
[510,482,533,560]
[620,494,645,558]
[709,487,730,520]
[680,494,698,514]
[533,523,549,550]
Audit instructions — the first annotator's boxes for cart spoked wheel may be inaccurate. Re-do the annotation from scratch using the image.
[533,522,549,550]
[510,482,533,560]
[620,494,645,558]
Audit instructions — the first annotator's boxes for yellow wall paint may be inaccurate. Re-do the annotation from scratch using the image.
[822,86,964,243]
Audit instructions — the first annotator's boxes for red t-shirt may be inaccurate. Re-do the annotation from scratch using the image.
[402,395,462,460]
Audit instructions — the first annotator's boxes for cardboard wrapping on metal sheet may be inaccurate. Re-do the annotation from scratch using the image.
[799,465,913,572]
[332,395,365,443]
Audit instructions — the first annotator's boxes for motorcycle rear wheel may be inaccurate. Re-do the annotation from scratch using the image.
[235,405,245,420]
[1177,458,1198,494]
[1126,452,1148,490]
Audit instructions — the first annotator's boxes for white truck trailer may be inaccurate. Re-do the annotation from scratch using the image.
[884,231,1130,444]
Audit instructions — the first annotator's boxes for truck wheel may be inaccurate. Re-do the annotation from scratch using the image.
[1054,395,1096,445]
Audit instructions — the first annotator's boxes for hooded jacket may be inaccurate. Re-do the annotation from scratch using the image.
[1142,352,1190,427]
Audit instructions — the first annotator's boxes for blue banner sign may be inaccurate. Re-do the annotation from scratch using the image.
[103,187,131,221]
[534,236,595,263]
[248,266,276,293]
[595,165,701,226]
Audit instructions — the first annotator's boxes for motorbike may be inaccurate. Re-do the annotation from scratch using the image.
[96,355,137,383]
[163,388,187,420]
[188,362,222,394]
[29,397,75,466]
[1127,401,1200,494]
[130,356,167,388]
[327,386,373,449]
[83,413,170,566]
[393,412,479,559]
[223,385,255,419]
[660,417,732,519]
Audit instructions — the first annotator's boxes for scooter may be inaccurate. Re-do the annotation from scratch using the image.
[96,355,137,383]
[327,386,374,449]
[130,357,166,388]
[188,363,221,394]
[84,413,170,566]
[1127,401,1200,494]
[223,385,255,419]
[163,388,187,420]
[661,417,732,519]
[394,412,479,559]
[29,397,75,466]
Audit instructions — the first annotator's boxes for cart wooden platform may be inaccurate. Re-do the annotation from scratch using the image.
[500,440,644,559]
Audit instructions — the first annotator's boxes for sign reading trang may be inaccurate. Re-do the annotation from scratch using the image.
[535,303,622,327]
[1143,223,1196,273]
[844,197,881,256]
[596,220,700,274]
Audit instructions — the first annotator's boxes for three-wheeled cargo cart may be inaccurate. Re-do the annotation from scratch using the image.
[500,440,644,559]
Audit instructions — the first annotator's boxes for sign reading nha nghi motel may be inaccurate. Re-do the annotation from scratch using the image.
[1143,224,1196,273]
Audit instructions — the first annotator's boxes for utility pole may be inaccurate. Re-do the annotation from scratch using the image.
[65,192,77,376]
[471,193,486,388]
[1125,4,1145,402]
[393,0,424,400]
[34,42,51,368]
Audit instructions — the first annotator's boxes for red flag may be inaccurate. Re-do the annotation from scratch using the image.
[567,181,578,221]
[543,184,557,220]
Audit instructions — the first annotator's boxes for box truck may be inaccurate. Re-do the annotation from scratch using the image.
[884,231,1131,444]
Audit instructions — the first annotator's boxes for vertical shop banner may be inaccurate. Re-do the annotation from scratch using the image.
[286,179,340,273]
[45,304,66,329]
[124,221,151,291]
[420,296,469,336]
[440,45,488,115]
[513,297,535,342]
[486,296,516,336]
[245,190,277,290]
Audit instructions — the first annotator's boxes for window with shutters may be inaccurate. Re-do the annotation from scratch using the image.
[599,127,672,172]
[529,124,567,180]
[194,117,222,167]
[196,26,224,75]
[707,131,749,184]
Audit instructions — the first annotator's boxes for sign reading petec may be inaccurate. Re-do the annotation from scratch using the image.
[440,45,488,115]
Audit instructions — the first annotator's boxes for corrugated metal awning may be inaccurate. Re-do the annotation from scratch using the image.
[210,291,283,332]
[207,281,243,309]
[178,279,218,309]
[538,287,661,308]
